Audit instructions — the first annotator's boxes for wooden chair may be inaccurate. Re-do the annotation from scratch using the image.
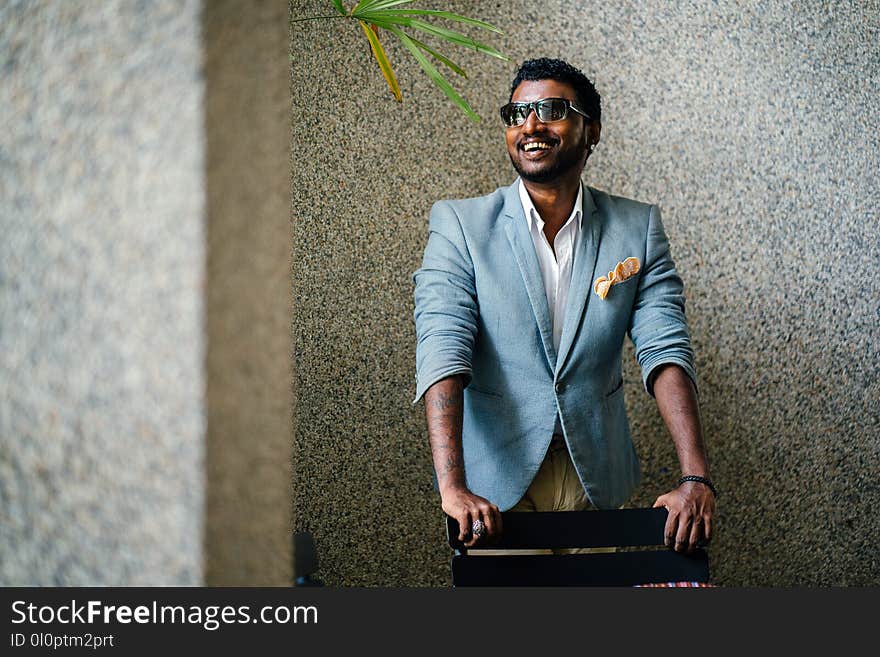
[447,508,710,587]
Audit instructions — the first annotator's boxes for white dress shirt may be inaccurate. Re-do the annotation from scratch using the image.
[518,179,583,354]
[518,179,583,436]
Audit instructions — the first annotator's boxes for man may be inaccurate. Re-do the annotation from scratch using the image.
[413,58,715,554]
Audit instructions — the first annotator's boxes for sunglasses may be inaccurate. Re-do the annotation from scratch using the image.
[499,97,590,128]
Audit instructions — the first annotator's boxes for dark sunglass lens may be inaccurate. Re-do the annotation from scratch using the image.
[500,103,519,126]
[517,104,534,125]
[538,99,567,122]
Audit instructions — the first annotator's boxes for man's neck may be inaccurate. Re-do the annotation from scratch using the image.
[522,175,582,233]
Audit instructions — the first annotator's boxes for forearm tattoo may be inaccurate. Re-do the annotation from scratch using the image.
[425,380,466,484]
[430,439,465,478]
[429,391,461,412]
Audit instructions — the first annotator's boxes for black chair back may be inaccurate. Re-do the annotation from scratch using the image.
[447,508,710,587]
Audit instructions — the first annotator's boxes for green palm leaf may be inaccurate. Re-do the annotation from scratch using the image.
[352,14,507,62]
[296,1,509,120]
[356,9,503,34]
[407,35,467,78]
[354,0,414,11]
[359,20,402,101]
[388,26,479,122]
[406,18,508,60]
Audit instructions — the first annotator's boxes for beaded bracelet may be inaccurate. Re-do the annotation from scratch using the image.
[678,475,718,499]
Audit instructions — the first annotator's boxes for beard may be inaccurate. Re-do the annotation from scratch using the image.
[508,142,588,184]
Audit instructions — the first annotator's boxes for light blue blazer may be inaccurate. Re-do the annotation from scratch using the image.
[413,179,696,511]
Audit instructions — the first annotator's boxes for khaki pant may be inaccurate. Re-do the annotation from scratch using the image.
[476,435,614,555]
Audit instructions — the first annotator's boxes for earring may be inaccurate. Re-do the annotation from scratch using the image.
[589,143,596,153]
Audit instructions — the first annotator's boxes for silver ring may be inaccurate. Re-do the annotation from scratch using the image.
[471,519,485,538]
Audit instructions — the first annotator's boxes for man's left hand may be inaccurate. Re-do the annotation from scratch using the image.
[652,481,716,553]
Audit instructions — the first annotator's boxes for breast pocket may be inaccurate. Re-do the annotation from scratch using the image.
[592,273,640,332]
[606,274,640,303]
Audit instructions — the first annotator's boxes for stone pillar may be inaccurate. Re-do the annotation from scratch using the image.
[1,0,206,584]
[0,0,292,586]
[203,0,293,586]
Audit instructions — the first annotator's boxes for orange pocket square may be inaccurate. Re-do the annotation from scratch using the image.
[593,257,640,299]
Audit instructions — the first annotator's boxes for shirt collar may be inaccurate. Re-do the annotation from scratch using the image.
[518,178,583,232]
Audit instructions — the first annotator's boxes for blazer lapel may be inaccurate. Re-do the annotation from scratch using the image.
[502,181,557,370]
[556,186,602,374]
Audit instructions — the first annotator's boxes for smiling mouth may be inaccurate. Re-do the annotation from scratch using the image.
[519,137,559,156]
[522,141,553,152]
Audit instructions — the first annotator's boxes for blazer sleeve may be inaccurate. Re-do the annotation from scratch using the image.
[412,201,479,404]
[628,204,698,397]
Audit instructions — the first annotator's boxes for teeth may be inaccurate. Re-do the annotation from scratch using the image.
[523,142,551,152]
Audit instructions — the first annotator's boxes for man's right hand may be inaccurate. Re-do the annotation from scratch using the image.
[441,485,503,547]
[424,376,502,546]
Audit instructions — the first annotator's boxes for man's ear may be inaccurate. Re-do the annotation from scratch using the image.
[589,121,602,148]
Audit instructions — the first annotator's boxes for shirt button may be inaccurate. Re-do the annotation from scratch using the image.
[555,382,564,394]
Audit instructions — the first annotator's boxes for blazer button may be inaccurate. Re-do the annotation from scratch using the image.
[555,382,564,394]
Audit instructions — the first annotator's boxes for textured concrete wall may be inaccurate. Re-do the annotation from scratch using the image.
[1,1,205,584]
[291,0,879,586]
[204,0,294,586]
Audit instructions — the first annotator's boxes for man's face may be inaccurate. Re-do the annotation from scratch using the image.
[505,79,594,184]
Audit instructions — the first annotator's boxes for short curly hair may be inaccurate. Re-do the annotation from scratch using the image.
[509,58,601,122]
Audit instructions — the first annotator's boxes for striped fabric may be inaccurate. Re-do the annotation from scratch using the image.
[635,582,715,587]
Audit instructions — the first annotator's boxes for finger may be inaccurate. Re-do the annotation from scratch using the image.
[688,515,702,552]
[477,507,493,543]
[465,518,478,547]
[484,505,502,545]
[663,509,677,548]
[486,505,503,541]
[654,495,673,545]
[702,515,712,544]
[458,510,472,544]
[466,510,486,548]
[675,513,692,553]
